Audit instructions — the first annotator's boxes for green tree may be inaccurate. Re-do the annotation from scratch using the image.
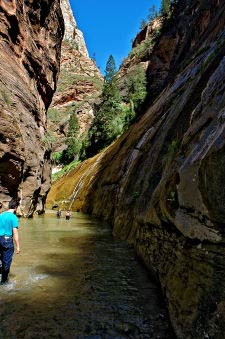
[140,19,147,30]
[87,55,122,155]
[104,54,117,82]
[101,55,120,102]
[51,151,63,165]
[64,112,81,162]
[125,65,147,110]
[147,5,158,21]
[86,58,148,158]
[161,0,171,14]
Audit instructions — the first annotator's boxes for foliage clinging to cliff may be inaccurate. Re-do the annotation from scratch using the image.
[64,112,81,161]
[86,57,147,157]
[87,55,123,154]
[124,65,147,110]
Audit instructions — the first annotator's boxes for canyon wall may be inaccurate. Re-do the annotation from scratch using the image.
[0,0,64,215]
[48,0,103,153]
[47,0,225,336]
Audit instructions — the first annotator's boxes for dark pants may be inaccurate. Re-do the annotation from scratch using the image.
[0,237,14,283]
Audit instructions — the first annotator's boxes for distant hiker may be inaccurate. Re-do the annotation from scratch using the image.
[56,210,62,218]
[65,210,71,221]
[0,199,20,284]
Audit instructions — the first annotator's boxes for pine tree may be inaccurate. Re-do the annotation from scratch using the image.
[140,19,148,30]
[87,55,122,155]
[147,5,157,21]
[161,0,171,14]
[104,54,117,82]
[125,65,147,110]
[64,112,81,162]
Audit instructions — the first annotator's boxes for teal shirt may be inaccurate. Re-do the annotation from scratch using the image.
[0,211,19,236]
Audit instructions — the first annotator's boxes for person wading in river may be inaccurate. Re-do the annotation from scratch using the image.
[65,210,71,221]
[0,199,20,284]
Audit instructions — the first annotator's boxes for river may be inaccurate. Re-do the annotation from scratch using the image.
[0,211,173,338]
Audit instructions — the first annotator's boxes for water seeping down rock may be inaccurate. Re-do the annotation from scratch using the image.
[0,0,64,215]
[47,0,225,337]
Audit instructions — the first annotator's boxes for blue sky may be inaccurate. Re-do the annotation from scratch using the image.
[70,0,161,74]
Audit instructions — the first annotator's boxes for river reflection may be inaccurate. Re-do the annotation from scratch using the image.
[0,211,173,338]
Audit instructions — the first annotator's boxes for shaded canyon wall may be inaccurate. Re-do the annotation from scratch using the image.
[47,0,225,337]
[0,0,64,215]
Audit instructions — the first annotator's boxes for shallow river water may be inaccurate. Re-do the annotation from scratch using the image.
[0,211,173,338]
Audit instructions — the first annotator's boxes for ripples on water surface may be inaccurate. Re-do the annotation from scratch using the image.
[0,211,173,338]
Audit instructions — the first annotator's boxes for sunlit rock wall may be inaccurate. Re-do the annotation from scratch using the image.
[48,0,103,153]
[0,0,64,215]
[61,0,88,57]
[47,0,225,337]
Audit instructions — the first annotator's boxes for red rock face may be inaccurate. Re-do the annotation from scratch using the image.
[0,0,64,215]
[46,0,103,153]
[49,40,103,151]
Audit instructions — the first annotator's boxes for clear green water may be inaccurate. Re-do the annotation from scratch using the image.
[0,211,173,338]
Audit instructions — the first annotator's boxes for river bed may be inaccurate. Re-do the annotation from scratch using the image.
[0,211,173,338]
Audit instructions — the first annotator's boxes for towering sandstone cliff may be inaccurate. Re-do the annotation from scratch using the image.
[48,0,103,153]
[61,0,88,57]
[48,0,225,336]
[0,0,64,215]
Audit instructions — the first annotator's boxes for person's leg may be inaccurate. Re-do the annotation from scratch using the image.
[0,246,2,275]
[1,239,14,284]
[0,240,3,277]
[1,267,10,283]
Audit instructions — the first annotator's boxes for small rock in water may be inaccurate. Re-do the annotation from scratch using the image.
[197,243,202,249]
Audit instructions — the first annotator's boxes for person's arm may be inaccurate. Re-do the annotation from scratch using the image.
[12,228,20,254]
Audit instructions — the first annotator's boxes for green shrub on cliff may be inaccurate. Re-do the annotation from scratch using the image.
[128,37,153,60]
[51,151,63,165]
[85,57,148,157]
[88,99,122,153]
[161,0,171,14]
[140,19,148,30]
[148,5,159,20]
[139,5,159,31]
[52,160,80,182]
[57,72,102,93]
[55,58,147,161]
[87,55,123,154]
[64,38,79,51]
[42,131,57,150]
[124,65,147,110]
[47,108,65,123]
[0,87,13,107]
[64,112,81,162]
